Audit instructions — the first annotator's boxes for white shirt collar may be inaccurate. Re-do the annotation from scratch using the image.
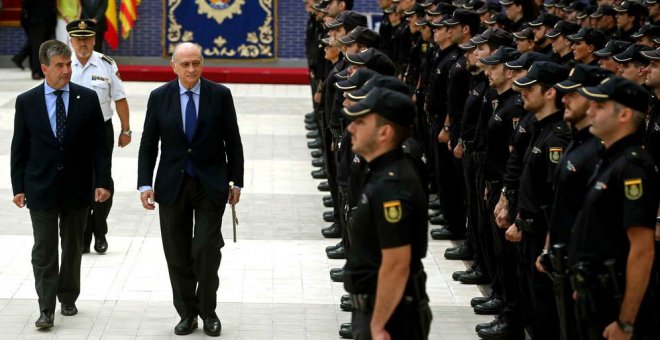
[178,79,201,96]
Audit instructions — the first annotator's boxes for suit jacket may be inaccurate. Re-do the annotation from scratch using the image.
[137,78,244,206]
[11,82,112,210]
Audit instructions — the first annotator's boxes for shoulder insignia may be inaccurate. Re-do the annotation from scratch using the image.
[383,200,402,223]
[532,146,542,154]
[624,178,643,200]
[654,122,660,131]
[491,99,499,111]
[595,181,607,190]
[101,55,115,65]
[549,147,563,164]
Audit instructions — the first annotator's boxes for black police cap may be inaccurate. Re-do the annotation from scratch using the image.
[499,0,525,5]
[589,5,616,18]
[614,1,648,18]
[567,28,606,50]
[577,5,598,20]
[335,68,380,91]
[442,9,480,28]
[476,1,500,14]
[593,40,632,58]
[343,87,415,128]
[347,75,409,100]
[471,28,513,47]
[528,13,561,28]
[545,20,580,38]
[326,11,368,31]
[563,1,586,13]
[312,0,329,12]
[640,49,660,61]
[67,19,96,37]
[513,26,534,40]
[613,44,653,65]
[554,64,613,93]
[345,48,397,76]
[463,0,484,11]
[578,76,650,113]
[404,3,426,17]
[631,25,660,40]
[427,3,457,16]
[505,51,553,69]
[485,13,513,29]
[513,61,569,87]
[339,26,380,47]
[479,46,521,65]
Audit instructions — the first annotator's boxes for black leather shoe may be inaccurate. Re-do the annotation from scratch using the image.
[305,111,314,120]
[474,298,504,315]
[323,211,334,222]
[307,139,322,149]
[327,246,345,259]
[307,130,320,139]
[82,246,90,254]
[430,227,465,240]
[305,116,315,124]
[330,268,344,282]
[305,123,318,131]
[428,210,441,218]
[11,56,25,70]
[322,223,342,238]
[312,168,327,179]
[203,317,221,337]
[429,198,441,210]
[444,242,474,260]
[339,322,353,339]
[94,237,108,254]
[470,294,492,307]
[429,214,448,225]
[330,267,344,275]
[458,270,489,284]
[174,317,198,335]
[477,319,524,339]
[312,158,325,167]
[326,242,342,252]
[311,150,323,158]
[323,197,333,207]
[341,294,350,303]
[475,315,501,332]
[35,310,54,328]
[61,303,77,316]
[318,181,330,192]
[452,266,475,281]
[340,298,354,312]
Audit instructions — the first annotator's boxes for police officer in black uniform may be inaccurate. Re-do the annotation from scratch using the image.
[571,76,660,340]
[342,87,432,340]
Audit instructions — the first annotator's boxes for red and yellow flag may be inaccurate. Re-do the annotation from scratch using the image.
[104,0,119,49]
[120,0,141,39]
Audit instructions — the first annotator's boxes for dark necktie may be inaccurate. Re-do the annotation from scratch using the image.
[185,91,197,176]
[54,90,66,143]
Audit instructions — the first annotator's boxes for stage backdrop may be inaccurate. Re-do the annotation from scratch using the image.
[164,0,277,60]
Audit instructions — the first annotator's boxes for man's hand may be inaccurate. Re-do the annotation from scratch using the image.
[370,326,391,340]
[454,142,464,159]
[13,193,25,208]
[438,129,450,143]
[535,254,546,273]
[505,224,522,242]
[140,190,156,210]
[95,188,111,202]
[118,133,131,147]
[602,321,632,340]
[228,187,241,206]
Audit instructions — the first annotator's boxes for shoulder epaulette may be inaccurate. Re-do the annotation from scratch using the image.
[101,55,115,65]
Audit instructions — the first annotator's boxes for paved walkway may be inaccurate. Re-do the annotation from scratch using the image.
[0,68,491,339]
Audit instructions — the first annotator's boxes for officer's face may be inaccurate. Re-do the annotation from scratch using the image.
[433,27,449,45]
[343,42,362,55]
[408,14,421,33]
[594,16,612,30]
[565,11,578,22]
[171,46,203,89]
[533,26,548,43]
[521,84,546,112]
[504,4,522,21]
[473,44,491,68]
[347,113,382,159]
[378,0,392,10]
[515,38,535,53]
[637,36,655,48]
[324,45,340,61]
[599,56,620,74]
[327,0,343,17]
[645,60,660,88]
[448,25,465,43]
[562,91,590,124]
[41,55,72,90]
[551,35,572,55]
[572,40,592,62]
[399,0,415,11]
[70,36,95,61]
[587,100,621,140]
[343,96,356,108]
[329,27,348,42]
[650,3,660,18]
[486,63,506,89]
[421,25,432,42]
[466,48,479,72]
[618,62,646,84]
[615,13,634,29]
[511,68,527,81]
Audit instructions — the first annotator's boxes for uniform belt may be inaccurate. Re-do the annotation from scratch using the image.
[350,294,416,313]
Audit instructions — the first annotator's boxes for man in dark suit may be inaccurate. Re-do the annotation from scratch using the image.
[10,39,112,329]
[137,42,244,337]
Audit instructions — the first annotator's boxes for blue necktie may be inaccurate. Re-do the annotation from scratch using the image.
[185,91,197,176]
[54,90,66,143]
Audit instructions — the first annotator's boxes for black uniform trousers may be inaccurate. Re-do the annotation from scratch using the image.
[84,121,114,247]
[158,176,226,319]
[431,122,466,234]
[351,299,432,340]
[29,206,88,312]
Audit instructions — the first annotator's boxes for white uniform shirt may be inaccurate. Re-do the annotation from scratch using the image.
[71,51,126,122]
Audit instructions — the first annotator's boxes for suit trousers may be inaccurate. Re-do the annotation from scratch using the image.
[85,121,114,246]
[29,207,88,312]
[159,176,227,319]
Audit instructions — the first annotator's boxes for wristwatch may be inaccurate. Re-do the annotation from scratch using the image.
[617,320,634,334]
[443,125,450,132]
[122,130,132,137]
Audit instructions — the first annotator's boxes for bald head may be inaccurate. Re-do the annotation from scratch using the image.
[172,42,203,62]
[171,42,204,89]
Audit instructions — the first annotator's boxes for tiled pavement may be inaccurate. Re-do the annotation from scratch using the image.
[0,68,491,339]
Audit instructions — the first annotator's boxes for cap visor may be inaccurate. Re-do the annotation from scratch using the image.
[577,86,609,101]
[335,81,358,90]
[513,76,538,87]
[612,55,632,63]
[640,50,660,60]
[343,102,372,118]
[545,30,560,38]
[345,54,366,65]
[504,61,523,69]
[479,57,502,65]
[593,49,612,58]
[554,80,582,92]
[347,90,369,100]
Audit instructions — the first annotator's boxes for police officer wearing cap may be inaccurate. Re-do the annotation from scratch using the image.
[67,19,131,255]
[545,20,581,65]
[570,76,660,340]
[343,87,432,340]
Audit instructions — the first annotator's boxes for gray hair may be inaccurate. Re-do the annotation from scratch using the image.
[171,42,204,62]
[39,40,72,66]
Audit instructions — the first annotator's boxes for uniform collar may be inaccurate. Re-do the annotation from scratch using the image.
[368,147,404,173]
[72,51,99,68]
[533,110,564,129]
[573,125,594,143]
[498,88,517,101]
[599,133,642,160]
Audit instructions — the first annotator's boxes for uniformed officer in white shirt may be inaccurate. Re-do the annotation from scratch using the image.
[67,19,131,254]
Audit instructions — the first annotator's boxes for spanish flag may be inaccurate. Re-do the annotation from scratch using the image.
[120,0,141,39]
[105,0,119,49]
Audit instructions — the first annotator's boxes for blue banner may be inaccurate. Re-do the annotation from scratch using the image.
[164,0,277,60]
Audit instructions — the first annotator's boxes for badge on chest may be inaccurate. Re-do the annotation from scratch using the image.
[624,178,643,200]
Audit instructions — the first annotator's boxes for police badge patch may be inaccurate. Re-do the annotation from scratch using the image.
[549,147,563,164]
[383,200,402,223]
[624,178,643,200]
